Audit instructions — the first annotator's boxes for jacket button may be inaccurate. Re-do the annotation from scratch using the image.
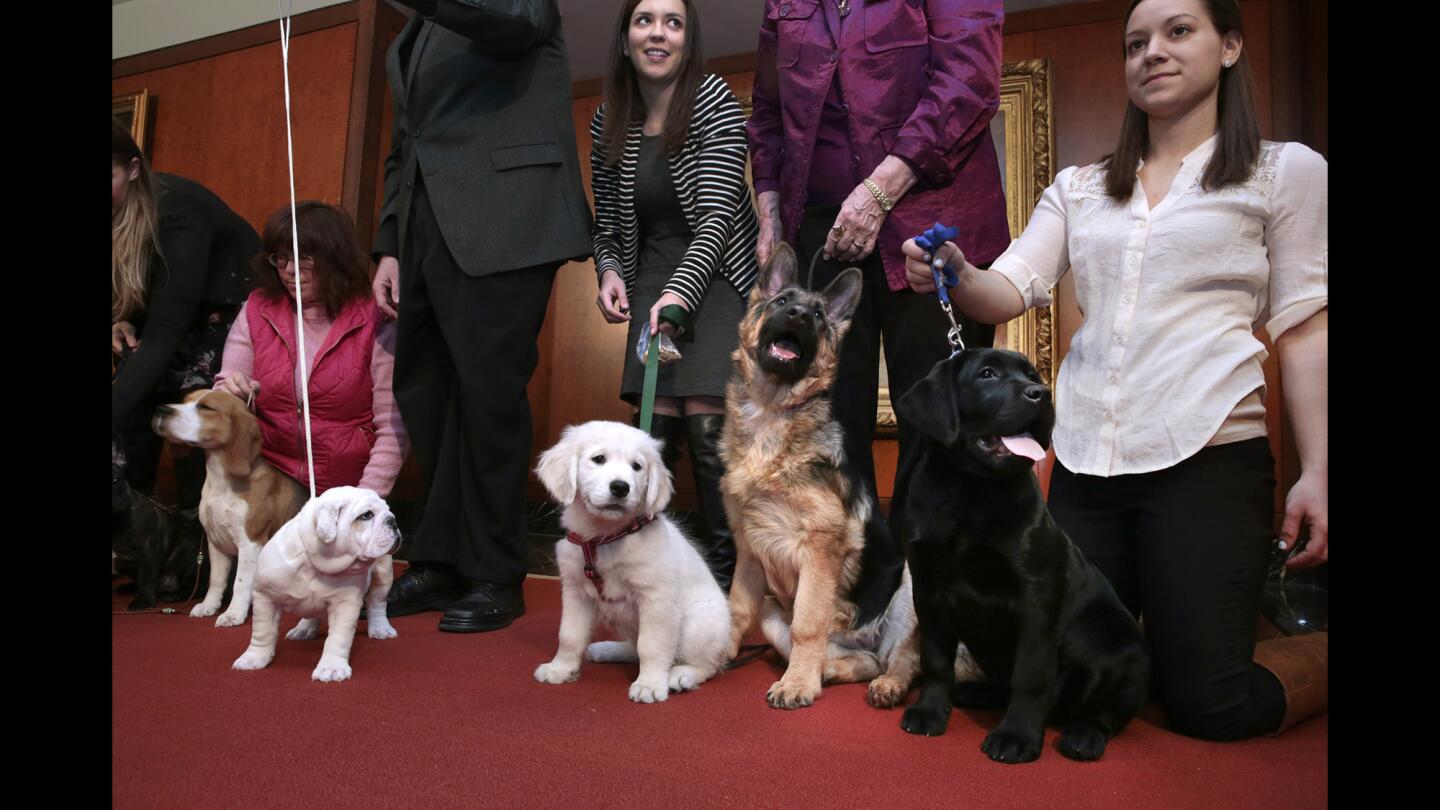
[780,3,790,14]
[828,50,838,63]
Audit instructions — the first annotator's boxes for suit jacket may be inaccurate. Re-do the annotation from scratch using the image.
[372,0,593,276]
[747,0,1010,290]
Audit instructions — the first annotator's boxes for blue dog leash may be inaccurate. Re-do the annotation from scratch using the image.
[914,222,966,355]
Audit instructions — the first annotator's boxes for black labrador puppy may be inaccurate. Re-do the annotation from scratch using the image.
[893,349,1149,763]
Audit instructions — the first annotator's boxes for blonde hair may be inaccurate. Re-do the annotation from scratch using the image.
[112,117,161,322]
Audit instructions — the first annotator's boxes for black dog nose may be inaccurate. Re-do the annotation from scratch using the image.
[610,480,630,498]
[153,404,175,417]
[1023,385,1050,402]
[786,303,811,322]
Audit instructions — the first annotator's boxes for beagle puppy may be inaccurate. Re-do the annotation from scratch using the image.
[152,390,307,627]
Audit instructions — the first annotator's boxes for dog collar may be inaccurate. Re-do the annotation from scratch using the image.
[565,515,654,598]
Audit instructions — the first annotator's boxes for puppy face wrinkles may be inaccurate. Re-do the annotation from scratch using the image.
[537,422,673,525]
[304,486,401,575]
[898,349,1055,477]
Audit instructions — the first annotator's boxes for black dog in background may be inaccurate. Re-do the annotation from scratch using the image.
[112,437,209,611]
[893,349,1149,763]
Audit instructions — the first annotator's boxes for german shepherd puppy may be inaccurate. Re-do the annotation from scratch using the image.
[894,349,1150,762]
[720,243,920,710]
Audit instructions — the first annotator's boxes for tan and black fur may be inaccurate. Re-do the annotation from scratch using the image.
[719,243,920,710]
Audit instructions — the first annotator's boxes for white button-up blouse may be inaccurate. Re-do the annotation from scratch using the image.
[991,136,1327,477]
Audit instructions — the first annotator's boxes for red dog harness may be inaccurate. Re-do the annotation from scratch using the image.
[565,515,653,599]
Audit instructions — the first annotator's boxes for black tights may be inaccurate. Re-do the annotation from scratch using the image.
[1047,437,1286,740]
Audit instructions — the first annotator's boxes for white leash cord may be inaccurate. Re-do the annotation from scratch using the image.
[279,1,317,500]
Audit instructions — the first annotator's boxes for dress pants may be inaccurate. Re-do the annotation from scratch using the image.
[394,175,557,586]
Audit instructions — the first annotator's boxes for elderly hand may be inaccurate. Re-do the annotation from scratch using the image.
[824,182,887,263]
[111,321,139,355]
[756,190,784,267]
[901,238,965,294]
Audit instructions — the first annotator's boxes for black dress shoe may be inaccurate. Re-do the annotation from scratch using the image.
[438,581,525,633]
[385,564,462,617]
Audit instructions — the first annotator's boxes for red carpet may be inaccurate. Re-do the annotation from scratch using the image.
[113,576,1326,808]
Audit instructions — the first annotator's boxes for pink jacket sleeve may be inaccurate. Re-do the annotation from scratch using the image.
[213,300,255,389]
[747,1,784,197]
[358,319,409,497]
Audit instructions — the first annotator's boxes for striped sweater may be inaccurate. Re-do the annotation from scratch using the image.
[590,73,759,311]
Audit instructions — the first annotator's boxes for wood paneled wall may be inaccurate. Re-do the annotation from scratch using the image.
[117,0,1325,524]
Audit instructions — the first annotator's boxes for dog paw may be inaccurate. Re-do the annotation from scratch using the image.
[981,728,1043,764]
[1057,725,1109,761]
[214,611,247,628]
[286,619,320,641]
[534,661,581,684]
[189,602,220,618]
[766,678,819,710]
[311,656,353,683]
[367,618,398,640]
[668,665,704,692]
[231,649,274,671]
[866,675,909,709]
[901,704,950,736]
[628,677,670,704]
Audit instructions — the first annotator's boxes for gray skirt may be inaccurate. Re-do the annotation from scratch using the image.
[620,264,746,403]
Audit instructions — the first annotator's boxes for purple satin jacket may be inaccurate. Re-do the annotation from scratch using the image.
[748,0,1011,290]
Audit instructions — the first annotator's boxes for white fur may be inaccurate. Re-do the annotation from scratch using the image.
[230,487,401,682]
[152,397,260,626]
[533,421,731,703]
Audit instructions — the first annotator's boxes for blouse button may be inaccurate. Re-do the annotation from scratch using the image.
[1113,335,1124,346]
[1104,411,1113,422]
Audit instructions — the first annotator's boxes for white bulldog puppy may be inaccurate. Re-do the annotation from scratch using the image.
[232,486,401,682]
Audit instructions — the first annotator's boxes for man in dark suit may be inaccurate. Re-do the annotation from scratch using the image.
[371,0,592,632]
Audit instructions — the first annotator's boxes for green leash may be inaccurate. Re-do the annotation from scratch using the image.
[637,304,693,433]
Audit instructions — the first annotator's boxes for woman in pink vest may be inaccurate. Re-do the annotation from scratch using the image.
[214,202,408,497]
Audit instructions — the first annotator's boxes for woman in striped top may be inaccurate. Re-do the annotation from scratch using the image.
[590,0,759,591]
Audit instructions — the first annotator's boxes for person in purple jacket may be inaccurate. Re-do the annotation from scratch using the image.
[747,0,1010,530]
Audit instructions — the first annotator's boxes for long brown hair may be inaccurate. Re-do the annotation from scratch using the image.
[253,202,372,319]
[1103,0,1260,201]
[598,0,705,166]
[112,117,161,322]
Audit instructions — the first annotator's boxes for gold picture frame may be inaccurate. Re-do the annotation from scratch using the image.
[875,57,1058,434]
[113,89,151,153]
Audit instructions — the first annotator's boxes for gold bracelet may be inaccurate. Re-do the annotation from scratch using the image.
[862,177,895,213]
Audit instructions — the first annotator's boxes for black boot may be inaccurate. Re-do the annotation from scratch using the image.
[684,413,736,593]
[636,411,686,472]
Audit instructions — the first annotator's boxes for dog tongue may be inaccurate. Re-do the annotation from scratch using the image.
[769,344,798,361]
[1001,434,1046,462]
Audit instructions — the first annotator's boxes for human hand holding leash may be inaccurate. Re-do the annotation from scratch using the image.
[901,238,965,294]
[649,292,688,338]
[372,256,400,320]
[112,320,139,355]
[215,373,261,407]
[597,270,631,323]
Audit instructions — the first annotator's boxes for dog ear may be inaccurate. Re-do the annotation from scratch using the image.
[821,267,863,323]
[536,427,580,504]
[641,436,674,517]
[895,356,963,447]
[311,494,344,546]
[760,242,799,298]
[221,402,262,479]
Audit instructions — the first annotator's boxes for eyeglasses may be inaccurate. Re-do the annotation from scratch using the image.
[267,253,316,270]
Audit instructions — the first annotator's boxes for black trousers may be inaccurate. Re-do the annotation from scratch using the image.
[795,204,995,524]
[394,176,558,586]
[1047,437,1287,740]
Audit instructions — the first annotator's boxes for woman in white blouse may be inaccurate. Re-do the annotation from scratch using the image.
[902,0,1326,741]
